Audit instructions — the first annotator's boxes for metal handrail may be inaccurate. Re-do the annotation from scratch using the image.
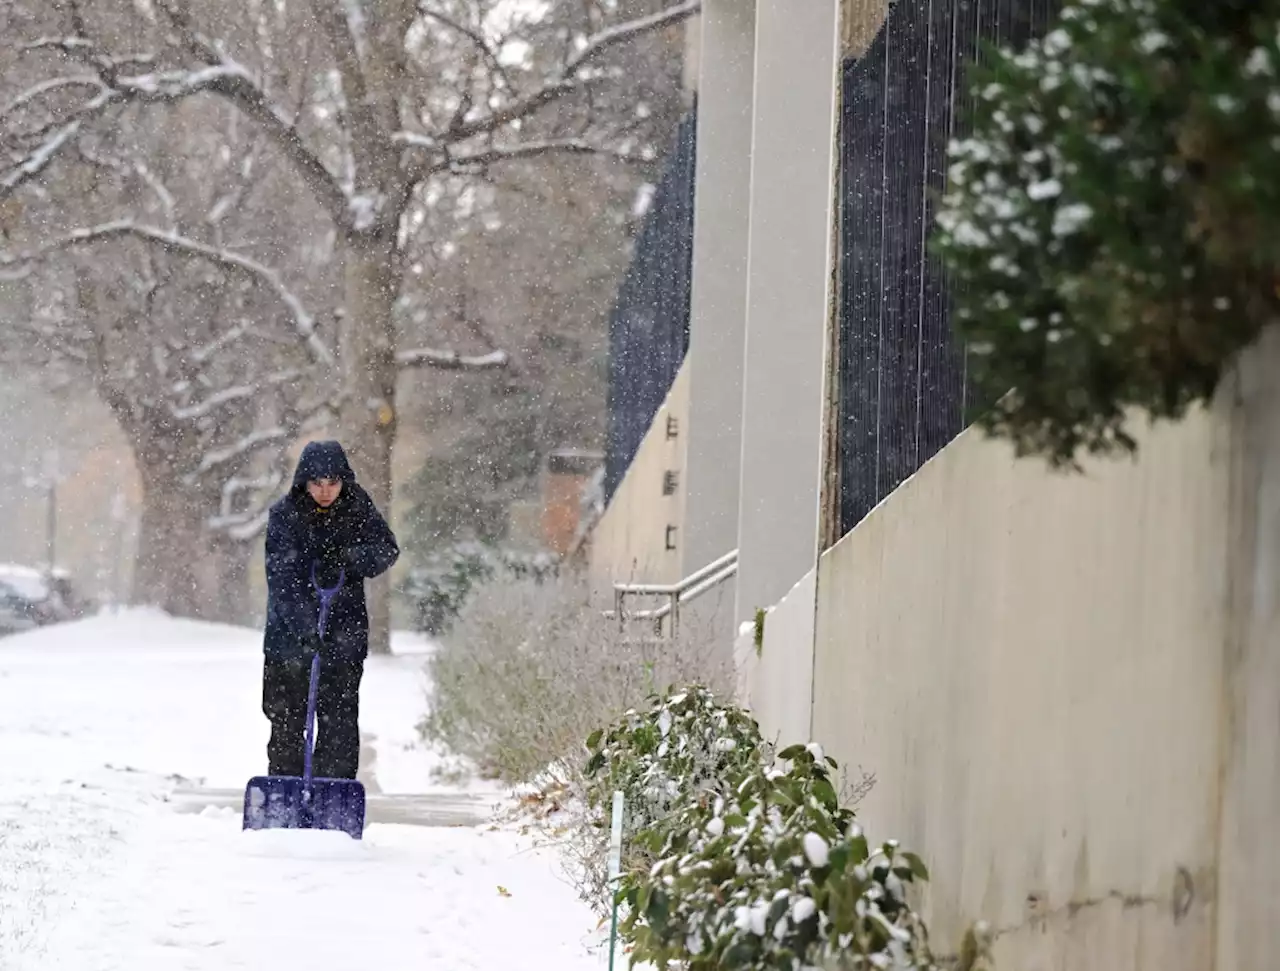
[610,548,739,597]
[603,549,738,637]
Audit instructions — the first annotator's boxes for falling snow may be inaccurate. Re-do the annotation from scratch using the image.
[0,1,704,963]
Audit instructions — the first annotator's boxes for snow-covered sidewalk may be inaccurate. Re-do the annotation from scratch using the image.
[0,610,603,970]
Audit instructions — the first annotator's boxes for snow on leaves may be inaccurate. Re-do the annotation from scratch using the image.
[585,687,936,971]
[933,0,1280,468]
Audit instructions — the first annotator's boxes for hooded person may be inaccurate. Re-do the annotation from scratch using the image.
[261,440,400,780]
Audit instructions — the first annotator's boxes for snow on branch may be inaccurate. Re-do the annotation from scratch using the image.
[172,368,305,420]
[444,138,651,172]
[191,323,250,364]
[391,130,437,151]
[115,66,348,224]
[424,0,700,146]
[3,38,347,223]
[195,427,290,477]
[563,0,700,74]
[144,2,352,225]
[0,75,105,122]
[209,470,288,539]
[1,108,102,197]
[21,36,96,55]
[170,385,256,420]
[210,505,273,542]
[0,219,334,366]
[395,347,509,370]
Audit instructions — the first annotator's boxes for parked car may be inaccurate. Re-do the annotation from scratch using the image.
[0,564,94,634]
[0,579,40,637]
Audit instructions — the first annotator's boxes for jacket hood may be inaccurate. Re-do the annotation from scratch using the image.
[291,440,356,493]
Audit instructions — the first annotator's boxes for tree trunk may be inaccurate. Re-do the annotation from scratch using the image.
[133,461,212,619]
[339,232,401,655]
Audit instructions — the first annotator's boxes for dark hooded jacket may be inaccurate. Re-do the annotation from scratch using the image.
[263,440,400,662]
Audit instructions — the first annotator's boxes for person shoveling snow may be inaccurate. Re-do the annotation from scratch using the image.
[0,612,608,969]
[261,440,399,779]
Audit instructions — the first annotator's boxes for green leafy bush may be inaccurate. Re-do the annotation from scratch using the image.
[585,686,936,970]
[934,0,1280,468]
[582,686,769,903]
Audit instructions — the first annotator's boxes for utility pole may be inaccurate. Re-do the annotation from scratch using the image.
[43,448,59,576]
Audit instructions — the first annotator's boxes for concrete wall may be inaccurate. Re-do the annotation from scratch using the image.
[587,360,690,598]
[683,0,756,578]
[744,331,1280,969]
[1215,328,1280,971]
[736,567,816,751]
[734,0,842,627]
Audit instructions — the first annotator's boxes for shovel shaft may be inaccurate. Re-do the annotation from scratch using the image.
[302,652,321,785]
[303,563,345,788]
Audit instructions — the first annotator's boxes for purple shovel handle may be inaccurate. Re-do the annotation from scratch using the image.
[303,562,345,787]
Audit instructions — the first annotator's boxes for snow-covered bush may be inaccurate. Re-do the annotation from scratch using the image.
[581,685,769,907]
[934,0,1280,468]
[582,687,937,970]
[620,743,935,971]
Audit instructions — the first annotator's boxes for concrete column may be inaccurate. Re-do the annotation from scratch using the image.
[682,0,757,577]
[733,0,842,624]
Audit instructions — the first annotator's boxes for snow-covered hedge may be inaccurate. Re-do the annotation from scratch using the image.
[583,686,768,906]
[934,0,1280,468]
[586,686,938,970]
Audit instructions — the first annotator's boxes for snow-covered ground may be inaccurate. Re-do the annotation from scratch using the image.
[0,609,607,970]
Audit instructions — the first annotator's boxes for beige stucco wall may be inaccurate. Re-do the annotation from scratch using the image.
[737,567,816,751]
[734,0,842,628]
[587,359,690,598]
[683,0,756,578]
[745,330,1280,968]
[1214,328,1280,971]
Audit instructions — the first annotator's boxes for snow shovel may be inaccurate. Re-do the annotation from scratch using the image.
[242,563,367,840]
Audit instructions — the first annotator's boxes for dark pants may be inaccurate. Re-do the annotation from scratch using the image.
[262,654,364,779]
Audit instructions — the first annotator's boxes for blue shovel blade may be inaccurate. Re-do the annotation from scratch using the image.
[242,775,367,840]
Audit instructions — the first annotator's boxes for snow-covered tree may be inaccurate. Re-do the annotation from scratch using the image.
[0,0,695,639]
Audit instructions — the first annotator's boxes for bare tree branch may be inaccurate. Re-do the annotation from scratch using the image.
[194,426,290,476]
[446,137,652,172]
[564,0,699,74]
[391,130,436,151]
[119,66,350,224]
[417,5,514,93]
[308,0,372,143]
[395,347,509,370]
[1,91,117,196]
[0,60,350,224]
[21,36,95,56]
[0,220,334,365]
[422,0,699,145]
[0,75,104,122]
[170,368,303,420]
